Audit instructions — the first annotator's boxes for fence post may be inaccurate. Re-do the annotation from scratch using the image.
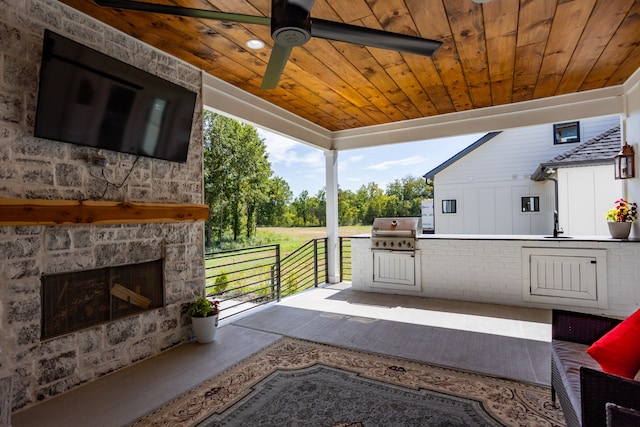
[313,239,319,287]
[324,238,329,284]
[275,244,281,302]
[270,265,275,297]
[339,237,343,282]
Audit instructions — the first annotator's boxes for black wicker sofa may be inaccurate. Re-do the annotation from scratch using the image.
[551,309,640,427]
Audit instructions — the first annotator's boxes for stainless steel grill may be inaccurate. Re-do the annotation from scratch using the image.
[370,217,422,290]
[371,217,421,251]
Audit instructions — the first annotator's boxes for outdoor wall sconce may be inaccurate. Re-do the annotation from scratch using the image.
[614,142,635,179]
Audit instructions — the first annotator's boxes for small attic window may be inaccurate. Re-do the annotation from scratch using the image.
[442,199,457,214]
[521,196,539,212]
[554,121,580,144]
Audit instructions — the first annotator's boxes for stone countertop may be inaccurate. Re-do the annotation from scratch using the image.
[348,233,639,242]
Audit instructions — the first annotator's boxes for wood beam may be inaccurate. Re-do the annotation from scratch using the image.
[0,199,209,226]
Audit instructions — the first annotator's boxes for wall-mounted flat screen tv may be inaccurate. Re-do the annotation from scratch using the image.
[34,30,197,163]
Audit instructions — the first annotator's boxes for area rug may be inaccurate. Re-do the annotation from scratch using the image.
[130,337,565,426]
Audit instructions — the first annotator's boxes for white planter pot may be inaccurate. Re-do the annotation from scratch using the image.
[191,314,218,343]
[607,221,632,239]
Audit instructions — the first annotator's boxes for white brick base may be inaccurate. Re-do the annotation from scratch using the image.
[352,235,640,317]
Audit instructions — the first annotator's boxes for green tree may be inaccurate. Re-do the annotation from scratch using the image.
[292,190,310,226]
[338,188,359,225]
[240,126,271,238]
[384,176,426,217]
[386,176,433,217]
[357,182,386,225]
[257,177,293,226]
[203,111,272,245]
[310,189,326,226]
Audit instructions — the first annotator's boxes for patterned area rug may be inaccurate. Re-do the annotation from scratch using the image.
[130,337,565,426]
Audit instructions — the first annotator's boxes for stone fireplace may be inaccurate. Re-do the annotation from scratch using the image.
[41,259,165,340]
[0,0,207,416]
[2,222,205,411]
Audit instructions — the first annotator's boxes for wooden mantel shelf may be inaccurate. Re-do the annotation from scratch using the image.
[0,198,209,226]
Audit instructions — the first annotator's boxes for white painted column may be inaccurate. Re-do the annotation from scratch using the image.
[623,72,640,239]
[325,150,340,283]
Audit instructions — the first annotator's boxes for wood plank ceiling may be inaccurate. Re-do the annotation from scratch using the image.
[57,0,640,132]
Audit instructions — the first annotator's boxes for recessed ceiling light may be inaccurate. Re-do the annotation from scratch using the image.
[246,39,265,50]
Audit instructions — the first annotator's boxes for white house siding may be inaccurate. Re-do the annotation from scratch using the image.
[437,182,551,235]
[433,116,621,235]
[581,117,624,141]
[558,165,619,235]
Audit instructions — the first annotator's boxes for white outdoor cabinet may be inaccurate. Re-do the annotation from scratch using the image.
[522,247,608,309]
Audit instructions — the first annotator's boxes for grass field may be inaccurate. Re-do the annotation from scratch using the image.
[255,225,368,253]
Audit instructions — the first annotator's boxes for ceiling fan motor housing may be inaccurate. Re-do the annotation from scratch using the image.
[271,0,311,46]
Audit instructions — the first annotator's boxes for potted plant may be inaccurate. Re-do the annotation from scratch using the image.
[605,198,637,239]
[187,297,220,343]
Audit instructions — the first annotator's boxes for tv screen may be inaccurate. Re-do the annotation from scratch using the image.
[34,30,197,163]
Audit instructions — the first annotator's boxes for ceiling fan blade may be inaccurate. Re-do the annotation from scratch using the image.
[94,0,271,26]
[311,19,442,56]
[261,43,293,90]
[287,0,315,13]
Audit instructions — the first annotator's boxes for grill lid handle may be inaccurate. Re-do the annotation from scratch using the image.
[373,229,415,236]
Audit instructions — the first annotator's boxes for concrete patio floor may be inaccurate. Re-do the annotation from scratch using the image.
[12,283,553,427]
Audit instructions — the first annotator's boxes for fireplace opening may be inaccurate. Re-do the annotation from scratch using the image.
[41,260,164,339]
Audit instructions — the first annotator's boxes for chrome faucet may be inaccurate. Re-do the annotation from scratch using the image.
[553,210,564,238]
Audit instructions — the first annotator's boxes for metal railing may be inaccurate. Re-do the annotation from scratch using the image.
[280,238,327,298]
[340,237,352,281]
[204,244,280,319]
[204,237,351,320]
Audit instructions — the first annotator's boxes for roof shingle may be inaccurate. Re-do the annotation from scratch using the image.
[530,124,621,181]
[547,125,621,166]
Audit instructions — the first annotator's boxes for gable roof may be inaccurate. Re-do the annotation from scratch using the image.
[530,125,621,181]
[422,132,502,180]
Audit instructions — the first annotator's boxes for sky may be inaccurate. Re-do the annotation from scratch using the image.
[258,128,484,198]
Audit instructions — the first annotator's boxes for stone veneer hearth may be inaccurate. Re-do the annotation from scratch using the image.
[0,0,206,415]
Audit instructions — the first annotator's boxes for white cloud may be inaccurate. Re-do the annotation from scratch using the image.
[298,151,325,169]
[345,154,364,163]
[260,131,324,169]
[365,155,426,171]
[260,132,298,163]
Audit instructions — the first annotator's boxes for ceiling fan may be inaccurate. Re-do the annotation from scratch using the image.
[95,0,442,90]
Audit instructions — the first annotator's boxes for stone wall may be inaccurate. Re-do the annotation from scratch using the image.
[0,0,205,412]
